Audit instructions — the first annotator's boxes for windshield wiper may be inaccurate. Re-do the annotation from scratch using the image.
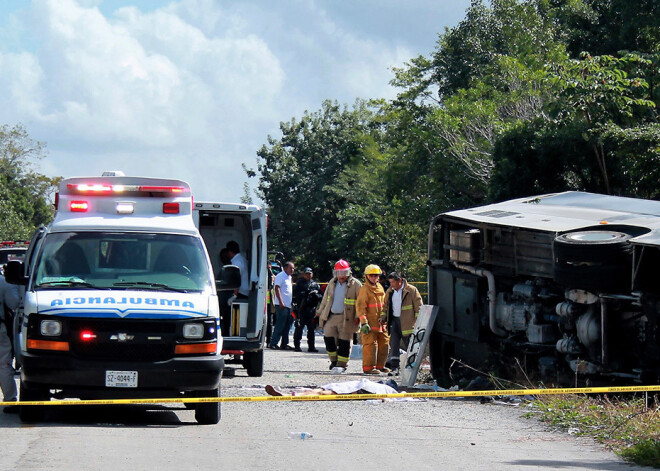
[113,281,187,293]
[37,280,104,289]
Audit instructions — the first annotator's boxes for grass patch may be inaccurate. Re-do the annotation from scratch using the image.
[530,394,660,467]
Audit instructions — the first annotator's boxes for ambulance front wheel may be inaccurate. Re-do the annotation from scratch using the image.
[195,386,221,425]
[19,382,48,423]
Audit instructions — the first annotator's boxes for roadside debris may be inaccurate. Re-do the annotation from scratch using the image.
[288,432,313,439]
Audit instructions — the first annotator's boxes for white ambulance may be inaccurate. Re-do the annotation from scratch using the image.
[5,174,237,424]
[193,202,268,377]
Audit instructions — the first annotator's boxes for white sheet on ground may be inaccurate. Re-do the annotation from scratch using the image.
[320,379,398,395]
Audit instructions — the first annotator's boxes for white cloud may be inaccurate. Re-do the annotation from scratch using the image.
[0,0,470,201]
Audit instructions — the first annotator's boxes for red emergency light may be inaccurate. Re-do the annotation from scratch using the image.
[70,201,89,212]
[140,186,185,193]
[69,183,113,193]
[80,330,97,341]
[163,202,180,214]
[66,183,188,195]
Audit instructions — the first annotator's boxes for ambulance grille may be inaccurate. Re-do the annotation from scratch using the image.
[68,319,177,361]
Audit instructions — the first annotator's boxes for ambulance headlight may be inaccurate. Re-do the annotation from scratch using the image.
[183,323,204,339]
[40,320,62,336]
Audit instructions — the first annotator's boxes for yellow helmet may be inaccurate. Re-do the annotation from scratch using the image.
[364,264,382,275]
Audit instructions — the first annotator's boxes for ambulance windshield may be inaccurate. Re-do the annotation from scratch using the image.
[33,232,212,293]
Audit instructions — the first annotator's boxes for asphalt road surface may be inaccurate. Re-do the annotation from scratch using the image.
[0,336,646,471]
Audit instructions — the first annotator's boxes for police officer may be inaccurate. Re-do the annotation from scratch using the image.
[0,272,19,412]
[292,267,322,352]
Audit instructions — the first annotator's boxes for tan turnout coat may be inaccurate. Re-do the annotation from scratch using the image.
[316,276,362,332]
[382,279,423,336]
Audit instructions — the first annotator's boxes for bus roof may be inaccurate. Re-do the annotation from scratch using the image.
[443,191,660,247]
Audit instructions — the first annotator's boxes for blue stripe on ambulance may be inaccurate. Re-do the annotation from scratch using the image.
[38,307,207,318]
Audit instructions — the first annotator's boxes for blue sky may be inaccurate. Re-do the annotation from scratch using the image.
[0,0,471,202]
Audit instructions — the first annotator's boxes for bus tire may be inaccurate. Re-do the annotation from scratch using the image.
[554,231,632,263]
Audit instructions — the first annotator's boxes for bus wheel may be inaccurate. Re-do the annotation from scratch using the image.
[553,230,633,292]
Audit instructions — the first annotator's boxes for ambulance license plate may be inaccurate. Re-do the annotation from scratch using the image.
[105,370,138,388]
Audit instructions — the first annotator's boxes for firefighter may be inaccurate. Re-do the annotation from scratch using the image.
[356,264,389,374]
[380,271,423,375]
[316,259,362,373]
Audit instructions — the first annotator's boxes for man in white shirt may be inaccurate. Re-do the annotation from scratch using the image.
[226,241,249,298]
[268,261,295,349]
[380,271,423,375]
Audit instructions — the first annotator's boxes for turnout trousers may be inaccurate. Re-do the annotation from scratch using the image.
[361,330,389,372]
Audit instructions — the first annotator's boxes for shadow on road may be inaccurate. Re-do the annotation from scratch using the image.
[507,459,631,470]
[0,404,201,428]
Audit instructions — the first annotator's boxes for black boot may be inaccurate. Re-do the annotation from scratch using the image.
[388,358,400,376]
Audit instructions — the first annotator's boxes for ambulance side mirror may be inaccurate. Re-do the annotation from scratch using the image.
[216,264,241,291]
[4,260,27,285]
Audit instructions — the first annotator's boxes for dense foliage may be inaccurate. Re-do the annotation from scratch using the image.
[0,124,58,240]
[248,0,659,280]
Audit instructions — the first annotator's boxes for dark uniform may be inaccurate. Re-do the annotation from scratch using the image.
[293,274,322,352]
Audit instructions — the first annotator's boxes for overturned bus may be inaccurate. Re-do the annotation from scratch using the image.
[427,191,660,385]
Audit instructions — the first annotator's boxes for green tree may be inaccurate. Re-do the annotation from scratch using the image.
[542,0,660,58]
[492,52,657,198]
[431,0,565,98]
[247,100,384,279]
[0,124,58,239]
[549,53,656,194]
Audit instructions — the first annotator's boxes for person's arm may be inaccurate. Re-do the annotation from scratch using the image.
[1,280,19,310]
[412,285,423,317]
[356,287,370,333]
[315,283,330,318]
[274,284,284,307]
[379,291,390,325]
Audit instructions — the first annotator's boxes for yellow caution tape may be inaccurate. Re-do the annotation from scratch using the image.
[4,384,660,407]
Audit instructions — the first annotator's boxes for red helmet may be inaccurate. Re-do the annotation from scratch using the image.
[334,259,351,277]
[334,259,350,270]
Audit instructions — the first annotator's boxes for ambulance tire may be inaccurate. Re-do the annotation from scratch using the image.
[243,349,264,377]
[195,386,221,425]
[19,382,48,423]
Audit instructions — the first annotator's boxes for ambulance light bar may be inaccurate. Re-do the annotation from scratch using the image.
[66,184,188,195]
